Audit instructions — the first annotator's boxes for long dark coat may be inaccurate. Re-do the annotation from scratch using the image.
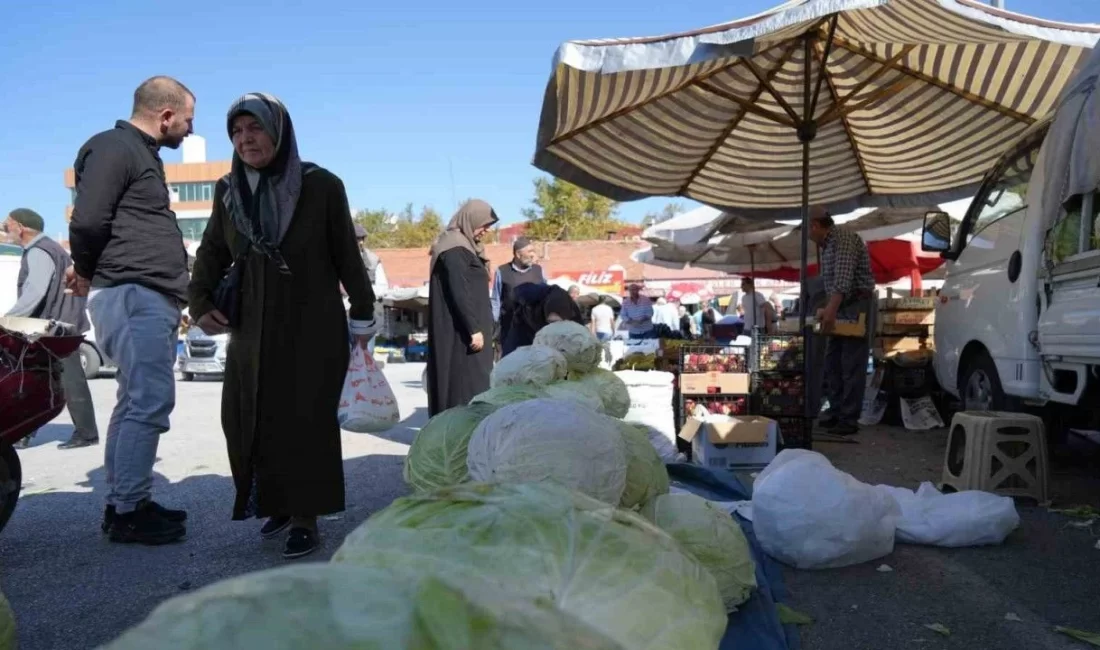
[188,169,374,520]
[426,247,493,416]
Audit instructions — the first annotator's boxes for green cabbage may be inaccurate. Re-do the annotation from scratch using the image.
[100,564,623,650]
[568,369,632,418]
[490,345,567,388]
[0,588,14,650]
[470,384,546,407]
[333,482,726,650]
[640,493,757,612]
[466,398,627,504]
[403,403,499,492]
[543,381,606,413]
[618,423,670,509]
[533,321,603,373]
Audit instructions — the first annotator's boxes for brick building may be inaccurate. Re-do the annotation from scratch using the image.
[375,239,740,295]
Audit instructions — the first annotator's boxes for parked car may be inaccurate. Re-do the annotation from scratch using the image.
[179,326,228,381]
[79,325,116,379]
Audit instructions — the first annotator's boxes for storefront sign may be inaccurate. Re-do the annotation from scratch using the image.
[558,270,625,295]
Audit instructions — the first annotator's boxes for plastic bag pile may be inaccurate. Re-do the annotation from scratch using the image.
[99,321,757,650]
[752,449,1021,570]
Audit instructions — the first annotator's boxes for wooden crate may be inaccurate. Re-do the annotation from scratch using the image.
[880,310,935,325]
[879,296,937,311]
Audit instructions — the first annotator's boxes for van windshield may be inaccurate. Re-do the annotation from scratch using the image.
[962,140,1040,246]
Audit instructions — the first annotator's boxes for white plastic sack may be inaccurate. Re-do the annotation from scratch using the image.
[338,346,400,433]
[616,370,683,462]
[877,482,1020,547]
[752,450,901,570]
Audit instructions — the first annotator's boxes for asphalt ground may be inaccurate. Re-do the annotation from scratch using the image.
[1,362,1098,649]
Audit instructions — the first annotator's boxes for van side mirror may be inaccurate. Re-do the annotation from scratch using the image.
[921,210,953,253]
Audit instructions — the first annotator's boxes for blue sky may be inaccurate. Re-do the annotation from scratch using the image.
[0,0,1092,239]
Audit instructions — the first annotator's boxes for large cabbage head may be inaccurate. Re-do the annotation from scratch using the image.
[0,588,13,650]
[640,493,757,612]
[617,422,670,509]
[490,345,568,388]
[543,381,605,413]
[403,402,499,492]
[466,398,627,504]
[333,482,726,650]
[470,384,546,408]
[533,321,602,373]
[568,369,632,418]
[100,564,623,650]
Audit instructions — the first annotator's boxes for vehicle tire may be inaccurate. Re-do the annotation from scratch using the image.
[181,372,195,382]
[960,350,1008,412]
[79,343,101,380]
[0,443,22,536]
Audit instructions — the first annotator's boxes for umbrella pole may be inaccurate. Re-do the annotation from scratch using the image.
[750,247,757,331]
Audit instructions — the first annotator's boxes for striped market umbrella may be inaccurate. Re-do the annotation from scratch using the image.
[533,0,1099,327]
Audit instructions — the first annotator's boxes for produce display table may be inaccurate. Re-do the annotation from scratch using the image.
[668,464,801,650]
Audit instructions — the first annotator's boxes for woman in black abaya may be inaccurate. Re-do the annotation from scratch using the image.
[425,200,498,416]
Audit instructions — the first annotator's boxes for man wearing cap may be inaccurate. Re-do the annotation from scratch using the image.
[620,283,655,339]
[2,208,98,450]
[491,237,545,349]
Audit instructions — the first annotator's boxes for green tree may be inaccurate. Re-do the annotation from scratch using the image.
[521,176,623,241]
[354,205,444,248]
[641,202,685,227]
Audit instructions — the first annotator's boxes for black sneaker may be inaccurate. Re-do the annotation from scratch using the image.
[283,527,319,559]
[108,502,186,545]
[58,436,99,450]
[817,416,839,429]
[260,516,292,539]
[103,500,187,534]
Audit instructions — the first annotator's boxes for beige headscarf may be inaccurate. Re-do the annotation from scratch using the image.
[429,199,499,271]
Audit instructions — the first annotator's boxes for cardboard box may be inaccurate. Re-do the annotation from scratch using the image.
[880,311,935,325]
[813,313,866,337]
[680,372,751,395]
[873,336,933,358]
[679,415,778,470]
[879,296,936,311]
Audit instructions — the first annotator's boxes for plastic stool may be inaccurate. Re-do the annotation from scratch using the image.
[941,411,1048,503]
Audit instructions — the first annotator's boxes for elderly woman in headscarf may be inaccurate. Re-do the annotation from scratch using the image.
[500,283,584,357]
[426,200,498,416]
[187,93,376,559]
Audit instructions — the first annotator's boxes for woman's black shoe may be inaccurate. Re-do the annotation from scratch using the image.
[260,516,292,539]
[283,527,318,559]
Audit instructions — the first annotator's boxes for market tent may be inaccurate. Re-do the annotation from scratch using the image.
[642,205,724,245]
[382,286,430,311]
[534,0,1099,326]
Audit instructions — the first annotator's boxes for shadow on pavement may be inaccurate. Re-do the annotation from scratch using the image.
[343,406,428,447]
[17,423,82,448]
[0,452,410,650]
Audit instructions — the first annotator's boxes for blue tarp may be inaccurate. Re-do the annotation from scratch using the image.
[667,463,801,650]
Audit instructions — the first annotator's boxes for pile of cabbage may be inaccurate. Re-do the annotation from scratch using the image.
[100,322,758,650]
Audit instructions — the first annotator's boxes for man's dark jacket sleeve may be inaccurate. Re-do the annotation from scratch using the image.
[69,139,132,279]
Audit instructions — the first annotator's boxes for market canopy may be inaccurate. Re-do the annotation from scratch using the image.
[533,0,1099,220]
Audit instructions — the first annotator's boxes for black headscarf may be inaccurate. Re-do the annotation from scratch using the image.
[223,92,313,273]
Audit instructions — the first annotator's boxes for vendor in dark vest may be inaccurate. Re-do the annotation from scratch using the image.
[3,208,98,449]
[490,236,545,347]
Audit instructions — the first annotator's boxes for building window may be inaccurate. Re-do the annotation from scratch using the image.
[168,182,216,203]
[176,217,210,241]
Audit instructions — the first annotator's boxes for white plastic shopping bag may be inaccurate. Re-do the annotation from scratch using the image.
[338,345,400,433]
[877,482,1020,547]
[752,450,901,569]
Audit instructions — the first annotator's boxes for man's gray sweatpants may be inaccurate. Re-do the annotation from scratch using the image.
[59,352,99,439]
[87,284,180,514]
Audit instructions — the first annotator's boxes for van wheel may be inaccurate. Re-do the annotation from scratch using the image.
[79,343,101,379]
[181,372,195,382]
[961,351,1007,412]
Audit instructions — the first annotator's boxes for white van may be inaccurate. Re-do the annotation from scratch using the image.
[921,46,1100,438]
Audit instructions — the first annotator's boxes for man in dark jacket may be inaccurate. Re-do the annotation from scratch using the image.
[3,208,98,450]
[67,76,193,545]
[500,283,584,357]
[490,236,545,347]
